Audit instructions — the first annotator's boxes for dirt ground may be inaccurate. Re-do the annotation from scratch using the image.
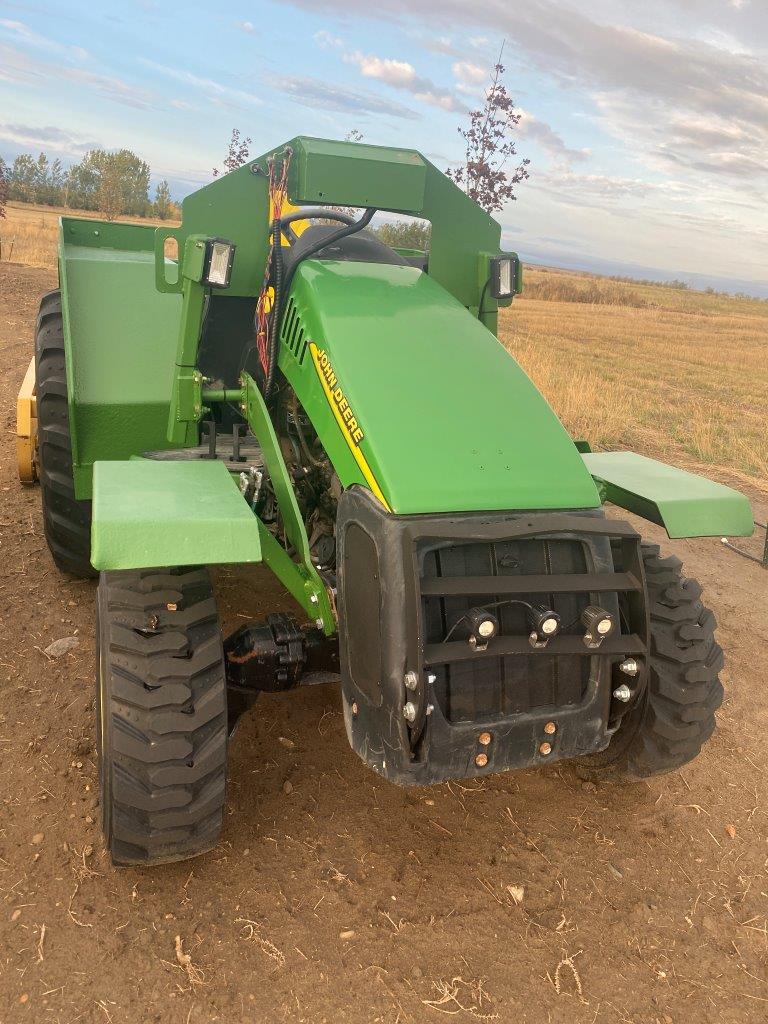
[1,261,767,1024]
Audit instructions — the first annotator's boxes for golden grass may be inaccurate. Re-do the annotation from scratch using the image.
[3,201,765,488]
[501,283,768,487]
[0,201,179,268]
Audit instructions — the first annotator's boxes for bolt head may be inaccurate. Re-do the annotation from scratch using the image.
[539,742,552,756]
[402,702,417,723]
[478,731,492,746]
[351,701,358,716]
[404,670,419,691]
[613,683,632,703]
[475,753,488,767]
[619,658,639,676]
[544,721,557,735]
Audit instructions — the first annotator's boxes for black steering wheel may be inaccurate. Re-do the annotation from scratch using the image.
[278,208,356,245]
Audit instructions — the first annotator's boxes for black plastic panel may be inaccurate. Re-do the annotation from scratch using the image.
[421,537,591,724]
[335,487,649,787]
[342,523,383,706]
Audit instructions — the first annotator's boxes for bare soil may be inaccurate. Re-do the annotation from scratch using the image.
[1,261,767,1024]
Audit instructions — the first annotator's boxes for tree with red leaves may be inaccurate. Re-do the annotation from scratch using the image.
[213,129,252,178]
[447,54,530,213]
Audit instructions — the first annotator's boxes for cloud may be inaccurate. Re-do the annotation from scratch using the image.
[285,0,768,194]
[0,18,88,61]
[452,61,486,85]
[0,122,100,156]
[1,41,156,109]
[517,111,589,168]
[139,58,263,110]
[314,28,343,48]
[237,20,255,33]
[274,74,419,119]
[344,51,466,112]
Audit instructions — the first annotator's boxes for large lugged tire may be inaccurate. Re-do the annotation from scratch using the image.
[97,567,228,865]
[582,542,723,779]
[34,290,95,577]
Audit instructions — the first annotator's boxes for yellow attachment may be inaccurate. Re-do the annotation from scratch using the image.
[272,192,309,243]
[16,357,38,485]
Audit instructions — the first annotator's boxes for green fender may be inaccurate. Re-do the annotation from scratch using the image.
[583,452,753,539]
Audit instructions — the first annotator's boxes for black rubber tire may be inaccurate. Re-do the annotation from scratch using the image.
[34,290,95,578]
[580,542,724,779]
[97,567,228,865]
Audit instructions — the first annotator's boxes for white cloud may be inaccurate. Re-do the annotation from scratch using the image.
[314,28,343,48]
[517,111,590,168]
[452,61,486,85]
[0,122,100,156]
[139,58,263,110]
[2,41,155,109]
[237,20,255,33]
[0,18,88,62]
[344,50,466,112]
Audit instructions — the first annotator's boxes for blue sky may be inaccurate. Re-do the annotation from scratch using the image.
[2,0,767,293]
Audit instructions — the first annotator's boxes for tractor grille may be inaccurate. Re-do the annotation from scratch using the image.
[281,297,309,364]
[421,537,594,723]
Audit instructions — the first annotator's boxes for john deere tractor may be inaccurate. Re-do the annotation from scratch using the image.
[17,138,753,865]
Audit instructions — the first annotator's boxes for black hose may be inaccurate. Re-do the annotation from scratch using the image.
[265,206,376,401]
[279,208,355,244]
[264,216,283,400]
[279,207,377,323]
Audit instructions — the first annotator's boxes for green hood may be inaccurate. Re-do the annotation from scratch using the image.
[280,260,600,515]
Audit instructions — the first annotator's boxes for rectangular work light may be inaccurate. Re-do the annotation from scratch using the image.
[489,255,519,300]
[203,238,236,288]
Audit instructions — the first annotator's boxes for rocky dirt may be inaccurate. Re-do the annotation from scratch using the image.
[1,261,767,1023]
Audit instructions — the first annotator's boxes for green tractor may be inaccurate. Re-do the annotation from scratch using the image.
[19,138,753,865]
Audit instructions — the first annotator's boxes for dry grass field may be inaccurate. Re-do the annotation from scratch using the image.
[3,201,766,489]
[506,268,768,488]
[0,201,179,266]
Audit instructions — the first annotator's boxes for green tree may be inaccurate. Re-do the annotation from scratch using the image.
[0,157,8,219]
[67,149,150,215]
[8,154,39,203]
[7,152,67,206]
[98,160,124,221]
[153,179,173,220]
[376,219,431,250]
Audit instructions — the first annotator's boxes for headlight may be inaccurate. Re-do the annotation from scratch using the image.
[204,238,236,288]
[489,255,519,300]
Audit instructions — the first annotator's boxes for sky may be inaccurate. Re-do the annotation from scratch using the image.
[1,0,767,294]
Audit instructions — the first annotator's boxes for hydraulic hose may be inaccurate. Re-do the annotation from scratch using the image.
[264,216,283,400]
[265,206,377,401]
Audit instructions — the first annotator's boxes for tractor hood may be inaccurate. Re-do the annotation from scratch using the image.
[280,261,600,515]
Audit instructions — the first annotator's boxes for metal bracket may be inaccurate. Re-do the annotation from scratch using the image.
[722,523,768,569]
[241,372,336,633]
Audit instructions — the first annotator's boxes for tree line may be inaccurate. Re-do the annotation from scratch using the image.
[0,149,176,221]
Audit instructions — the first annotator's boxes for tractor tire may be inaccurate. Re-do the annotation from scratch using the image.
[97,567,228,865]
[580,542,723,780]
[35,290,95,578]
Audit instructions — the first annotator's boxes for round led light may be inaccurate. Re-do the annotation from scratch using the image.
[477,618,496,639]
[596,617,613,635]
[541,616,559,635]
